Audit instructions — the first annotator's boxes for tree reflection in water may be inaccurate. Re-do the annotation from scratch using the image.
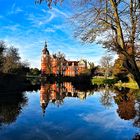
[90,86,140,139]
[133,133,140,140]
[114,87,140,130]
[1,81,140,139]
[99,85,114,108]
[39,81,140,131]
[134,90,140,128]
[0,92,28,126]
[114,87,136,120]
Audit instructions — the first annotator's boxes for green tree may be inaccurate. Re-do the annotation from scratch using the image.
[29,68,41,76]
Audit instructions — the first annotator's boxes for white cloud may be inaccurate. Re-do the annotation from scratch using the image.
[14,7,23,14]
[27,10,56,26]
[53,24,65,30]
[8,3,23,15]
[53,7,68,18]
[40,10,56,25]
[80,111,129,130]
[42,7,68,18]
[44,28,55,33]
[27,7,69,27]
[1,24,20,31]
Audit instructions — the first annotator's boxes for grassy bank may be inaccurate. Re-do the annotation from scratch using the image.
[92,77,116,85]
[115,81,139,89]
[92,76,139,89]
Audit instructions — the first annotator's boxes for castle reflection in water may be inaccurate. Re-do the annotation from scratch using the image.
[40,82,93,114]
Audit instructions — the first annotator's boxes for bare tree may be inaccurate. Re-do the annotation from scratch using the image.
[72,0,140,87]
[37,0,140,87]
[100,55,113,78]
[35,0,63,7]
[100,85,113,108]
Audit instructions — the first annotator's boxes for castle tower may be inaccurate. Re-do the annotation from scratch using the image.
[41,41,51,75]
[40,84,50,116]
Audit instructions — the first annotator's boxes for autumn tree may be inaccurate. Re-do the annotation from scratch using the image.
[113,56,129,82]
[0,41,30,76]
[114,88,136,120]
[37,0,140,87]
[53,51,66,75]
[2,47,21,73]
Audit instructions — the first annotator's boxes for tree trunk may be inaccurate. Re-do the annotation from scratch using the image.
[124,56,140,88]
[131,66,140,88]
[133,71,140,88]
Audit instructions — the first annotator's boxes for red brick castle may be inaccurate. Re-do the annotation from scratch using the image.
[41,42,88,76]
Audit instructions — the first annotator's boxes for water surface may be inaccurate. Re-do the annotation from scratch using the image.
[0,83,140,140]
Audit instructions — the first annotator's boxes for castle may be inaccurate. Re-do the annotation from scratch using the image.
[41,42,89,76]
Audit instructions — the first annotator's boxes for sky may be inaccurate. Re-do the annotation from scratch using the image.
[0,0,113,68]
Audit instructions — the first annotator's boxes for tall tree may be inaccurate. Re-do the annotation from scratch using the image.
[37,0,140,87]
[71,0,140,86]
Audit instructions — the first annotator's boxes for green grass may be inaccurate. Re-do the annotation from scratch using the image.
[92,77,116,85]
[115,77,139,89]
[115,81,139,89]
[92,78,104,85]
[92,76,139,89]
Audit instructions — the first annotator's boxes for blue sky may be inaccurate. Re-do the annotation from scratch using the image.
[0,0,111,68]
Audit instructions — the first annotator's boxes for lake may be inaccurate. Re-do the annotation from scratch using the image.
[0,82,140,140]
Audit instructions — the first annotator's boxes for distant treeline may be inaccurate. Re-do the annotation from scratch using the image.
[0,41,29,75]
[0,41,41,91]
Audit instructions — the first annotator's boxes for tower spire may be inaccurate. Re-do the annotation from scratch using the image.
[42,41,49,55]
[45,41,47,48]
